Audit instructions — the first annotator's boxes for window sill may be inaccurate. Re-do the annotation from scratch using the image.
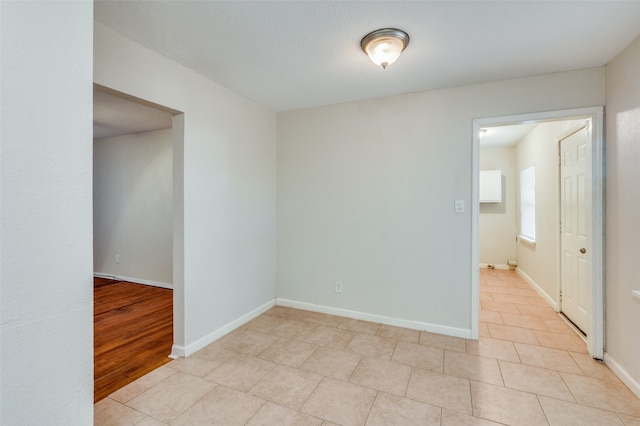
[519,235,536,247]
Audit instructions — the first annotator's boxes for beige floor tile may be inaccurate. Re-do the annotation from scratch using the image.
[479,310,503,325]
[498,360,574,401]
[470,381,548,426]
[619,413,640,425]
[246,314,286,333]
[482,285,516,296]
[466,337,520,362]
[109,365,177,403]
[514,343,582,374]
[223,330,279,356]
[246,402,323,426]
[419,331,467,352]
[338,318,380,335]
[204,354,276,391]
[258,338,317,367]
[517,304,560,319]
[493,293,535,305]
[270,319,319,341]
[249,364,322,410]
[479,292,493,302]
[366,392,441,425]
[560,372,640,416]
[376,324,420,343]
[492,293,548,306]
[391,341,444,373]
[440,408,504,425]
[135,417,169,426]
[444,351,504,386]
[481,299,521,314]
[210,326,247,346]
[349,356,412,396]
[543,319,578,335]
[500,312,548,331]
[570,352,622,383]
[533,330,587,353]
[539,395,624,425]
[305,325,356,350]
[303,311,343,327]
[166,356,223,378]
[346,333,397,360]
[266,306,301,319]
[406,369,472,414]
[478,322,490,338]
[189,344,236,363]
[487,323,540,345]
[171,385,265,426]
[299,346,361,380]
[126,372,217,423]
[301,377,377,426]
[94,397,146,426]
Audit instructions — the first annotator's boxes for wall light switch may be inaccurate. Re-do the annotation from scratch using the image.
[454,200,464,213]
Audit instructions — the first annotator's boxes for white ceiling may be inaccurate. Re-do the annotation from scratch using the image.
[480,123,537,149]
[94,1,640,112]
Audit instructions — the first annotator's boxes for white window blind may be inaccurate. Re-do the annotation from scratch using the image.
[520,166,536,242]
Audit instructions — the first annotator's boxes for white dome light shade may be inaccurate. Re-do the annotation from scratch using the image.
[361,28,410,69]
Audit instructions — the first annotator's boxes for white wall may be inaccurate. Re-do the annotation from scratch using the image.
[605,35,640,396]
[0,2,94,424]
[94,24,277,354]
[514,120,585,304]
[479,147,516,267]
[94,129,173,287]
[277,69,604,337]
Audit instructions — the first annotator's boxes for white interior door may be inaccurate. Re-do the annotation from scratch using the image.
[560,123,591,335]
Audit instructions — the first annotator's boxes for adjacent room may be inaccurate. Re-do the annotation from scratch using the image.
[2,1,640,425]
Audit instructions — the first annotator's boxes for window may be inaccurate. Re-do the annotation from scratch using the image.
[520,165,535,243]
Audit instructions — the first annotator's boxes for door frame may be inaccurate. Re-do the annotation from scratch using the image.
[471,106,604,359]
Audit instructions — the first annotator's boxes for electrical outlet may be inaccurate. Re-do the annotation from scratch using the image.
[115,254,120,263]
[335,281,343,294]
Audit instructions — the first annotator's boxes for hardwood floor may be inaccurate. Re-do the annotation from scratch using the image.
[94,277,173,402]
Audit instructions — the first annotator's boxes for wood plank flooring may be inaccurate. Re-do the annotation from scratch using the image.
[94,277,173,402]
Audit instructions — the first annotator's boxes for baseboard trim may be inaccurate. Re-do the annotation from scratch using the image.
[276,298,472,339]
[480,263,510,270]
[94,272,173,290]
[516,268,558,311]
[170,299,276,358]
[604,353,640,399]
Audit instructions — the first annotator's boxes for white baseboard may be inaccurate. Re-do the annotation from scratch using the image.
[604,353,640,399]
[480,263,510,270]
[94,272,173,290]
[516,268,558,311]
[170,299,276,358]
[276,298,472,339]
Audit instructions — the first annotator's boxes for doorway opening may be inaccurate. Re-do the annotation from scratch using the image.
[471,107,604,359]
[92,84,184,400]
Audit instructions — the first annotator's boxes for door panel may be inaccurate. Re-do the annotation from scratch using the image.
[560,125,590,334]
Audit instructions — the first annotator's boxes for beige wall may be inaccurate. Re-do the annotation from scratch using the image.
[605,35,640,395]
[94,24,277,355]
[94,129,173,287]
[514,120,586,306]
[277,68,605,337]
[1,2,94,424]
[479,147,516,267]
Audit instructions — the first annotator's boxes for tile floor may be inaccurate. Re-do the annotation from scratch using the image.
[95,269,640,425]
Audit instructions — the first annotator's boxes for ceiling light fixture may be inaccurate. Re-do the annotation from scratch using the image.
[361,28,410,69]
